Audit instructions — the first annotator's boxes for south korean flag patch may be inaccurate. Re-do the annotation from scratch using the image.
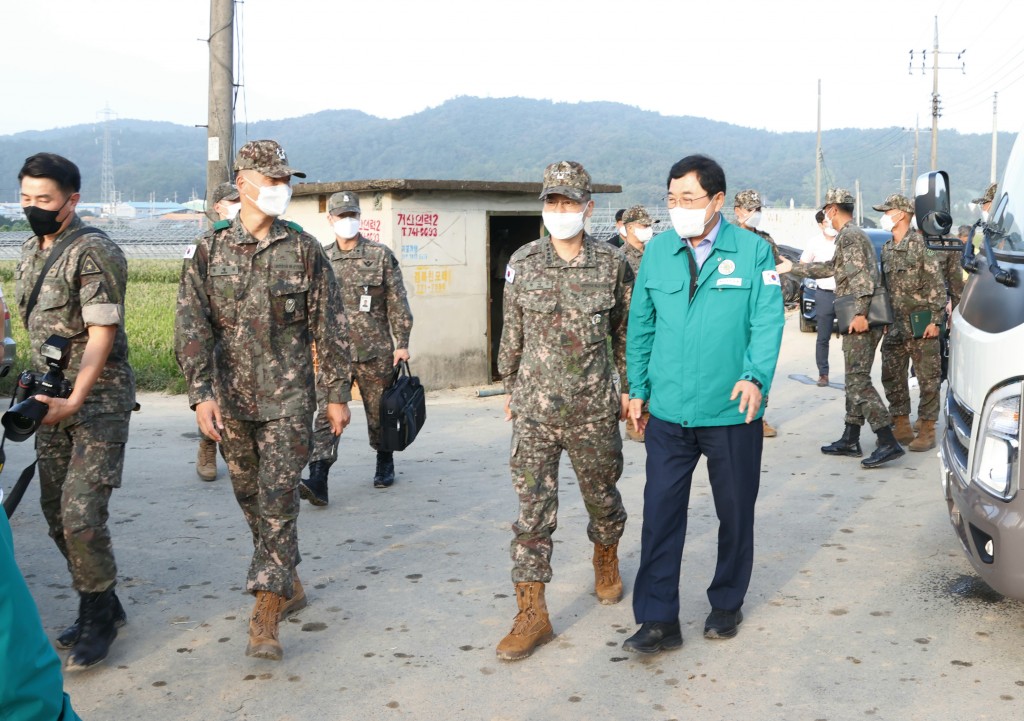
[505,264,516,284]
[762,269,781,286]
[183,244,197,259]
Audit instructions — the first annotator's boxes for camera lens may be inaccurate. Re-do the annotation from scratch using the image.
[1,398,48,443]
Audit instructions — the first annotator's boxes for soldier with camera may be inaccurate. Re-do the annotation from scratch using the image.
[15,152,137,671]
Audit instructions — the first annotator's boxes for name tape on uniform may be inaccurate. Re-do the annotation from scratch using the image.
[716,277,743,287]
[762,270,780,286]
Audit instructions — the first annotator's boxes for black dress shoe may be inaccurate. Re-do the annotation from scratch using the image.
[704,608,743,639]
[861,442,905,468]
[622,621,683,654]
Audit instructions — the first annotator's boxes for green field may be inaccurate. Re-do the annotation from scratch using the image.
[0,259,186,396]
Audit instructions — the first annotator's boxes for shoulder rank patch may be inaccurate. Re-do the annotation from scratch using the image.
[762,269,781,286]
[212,219,231,231]
[80,251,103,275]
[505,264,516,284]
[286,220,304,233]
[184,244,197,259]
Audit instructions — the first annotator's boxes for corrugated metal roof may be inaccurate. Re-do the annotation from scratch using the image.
[292,179,621,197]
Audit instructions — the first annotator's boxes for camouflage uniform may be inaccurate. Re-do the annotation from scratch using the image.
[788,192,891,431]
[15,214,135,594]
[499,232,633,583]
[175,212,351,598]
[880,226,946,421]
[310,234,413,460]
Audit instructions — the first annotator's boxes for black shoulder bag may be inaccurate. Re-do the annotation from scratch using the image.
[834,261,894,334]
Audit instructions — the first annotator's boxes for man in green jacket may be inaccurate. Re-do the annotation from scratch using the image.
[622,155,784,655]
[2,507,82,720]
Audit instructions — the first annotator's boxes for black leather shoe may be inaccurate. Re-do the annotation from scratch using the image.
[622,621,683,654]
[704,608,743,639]
[820,438,862,457]
[861,442,905,469]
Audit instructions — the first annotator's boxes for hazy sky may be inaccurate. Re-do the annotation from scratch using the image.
[4,0,1022,138]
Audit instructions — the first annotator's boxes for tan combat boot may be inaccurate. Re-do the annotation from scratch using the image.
[196,438,217,481]
[909,420,937,452]
[246,591,285,660]
[913,418,922,433]
[593,542,623,604]
[762,419,777,438]
[279,574,307,620]
[496,582,554,661]
[893,415,915,445]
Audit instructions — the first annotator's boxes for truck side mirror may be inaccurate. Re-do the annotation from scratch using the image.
[915,171,957,249]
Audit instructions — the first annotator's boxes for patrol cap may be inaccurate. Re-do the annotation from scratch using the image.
[540,160,592,202]
[211,182,239,205]
[233,139,306,179]
[733,189,762,211]
[622,205,657,226]
[871,193,914,214]
[822,187,855,209]
[328,191,361,215]
[972,182,997,205]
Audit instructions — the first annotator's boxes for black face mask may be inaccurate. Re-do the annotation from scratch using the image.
[23,197,70,238]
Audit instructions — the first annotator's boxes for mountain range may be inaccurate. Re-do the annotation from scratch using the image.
[0,96,1013,211]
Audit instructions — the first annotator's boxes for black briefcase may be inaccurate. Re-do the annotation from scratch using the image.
[379,360,426,452]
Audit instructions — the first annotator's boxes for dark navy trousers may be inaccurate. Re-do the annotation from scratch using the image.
[632,415,763,623]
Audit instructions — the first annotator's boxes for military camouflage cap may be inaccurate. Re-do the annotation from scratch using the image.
[872,193,914,214]
[822,187,855,208]
[211,182,239,205]
[972,182,997,205]
[233,139,306,178]
[733,189,763,211]
[539,160,592,202]
[622,205,657,226]
[328,190,361,215]
[957,224,973,237]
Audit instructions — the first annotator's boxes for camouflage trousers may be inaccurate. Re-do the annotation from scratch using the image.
[509,415,626,584]
[842,327,892,431]
[220,415,311,598]
[36,411,130,594]
[311,357,393,462]
[881,326,942,421]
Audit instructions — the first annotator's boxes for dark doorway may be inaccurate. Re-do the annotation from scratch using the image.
[488,213,541,382]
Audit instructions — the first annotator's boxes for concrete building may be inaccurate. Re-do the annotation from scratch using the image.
[290,179,621,390]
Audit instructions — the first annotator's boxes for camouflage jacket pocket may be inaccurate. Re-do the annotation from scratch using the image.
[38,274,71,312]
[207,264,242,327]
[520,290,556,315]
[271,277,310,325]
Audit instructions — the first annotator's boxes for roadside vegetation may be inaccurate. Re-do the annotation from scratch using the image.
[0,259,185,396]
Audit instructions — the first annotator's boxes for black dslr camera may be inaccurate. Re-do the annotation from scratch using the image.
[2,335,73,442]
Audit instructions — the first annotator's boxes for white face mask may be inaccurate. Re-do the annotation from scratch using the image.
[669,205,714,239]
[822,209,834,231]
[543,209,586,240]
[823,225,838,238]
[245,183,292,217]
[225,203,241,220]
[743,210,762,229]
[634,226,654,244]
[879,213,896,232]
[333,217,361,239]
[617,225,627,238]
[982,209,990,222]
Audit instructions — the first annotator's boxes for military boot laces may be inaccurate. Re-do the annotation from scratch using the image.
[57,590,127,650]
[245,591,284,661]
[299,460,332,506]
[196,438,218,481]
[373,451,395,488]
[496,582,554,661]
[593,542,623,604]
[66,588,119,671]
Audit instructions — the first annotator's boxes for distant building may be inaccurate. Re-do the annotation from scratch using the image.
[290,178,621,390]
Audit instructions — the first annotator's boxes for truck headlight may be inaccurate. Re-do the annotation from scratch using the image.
[972,384,1021,499]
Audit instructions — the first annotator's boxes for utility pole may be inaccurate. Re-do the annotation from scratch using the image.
[99,104,117,215]
[909,17,966,170]
[991,92,999,183]
[912,119,920,184]
[206,0,234,220]
[816,79,822,208]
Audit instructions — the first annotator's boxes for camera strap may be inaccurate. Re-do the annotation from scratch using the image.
[24,226,107,322]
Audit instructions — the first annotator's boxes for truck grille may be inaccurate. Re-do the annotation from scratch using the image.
[945,389,973,479]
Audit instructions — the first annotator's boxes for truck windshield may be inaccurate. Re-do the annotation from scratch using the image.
[992,140,1024,256]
